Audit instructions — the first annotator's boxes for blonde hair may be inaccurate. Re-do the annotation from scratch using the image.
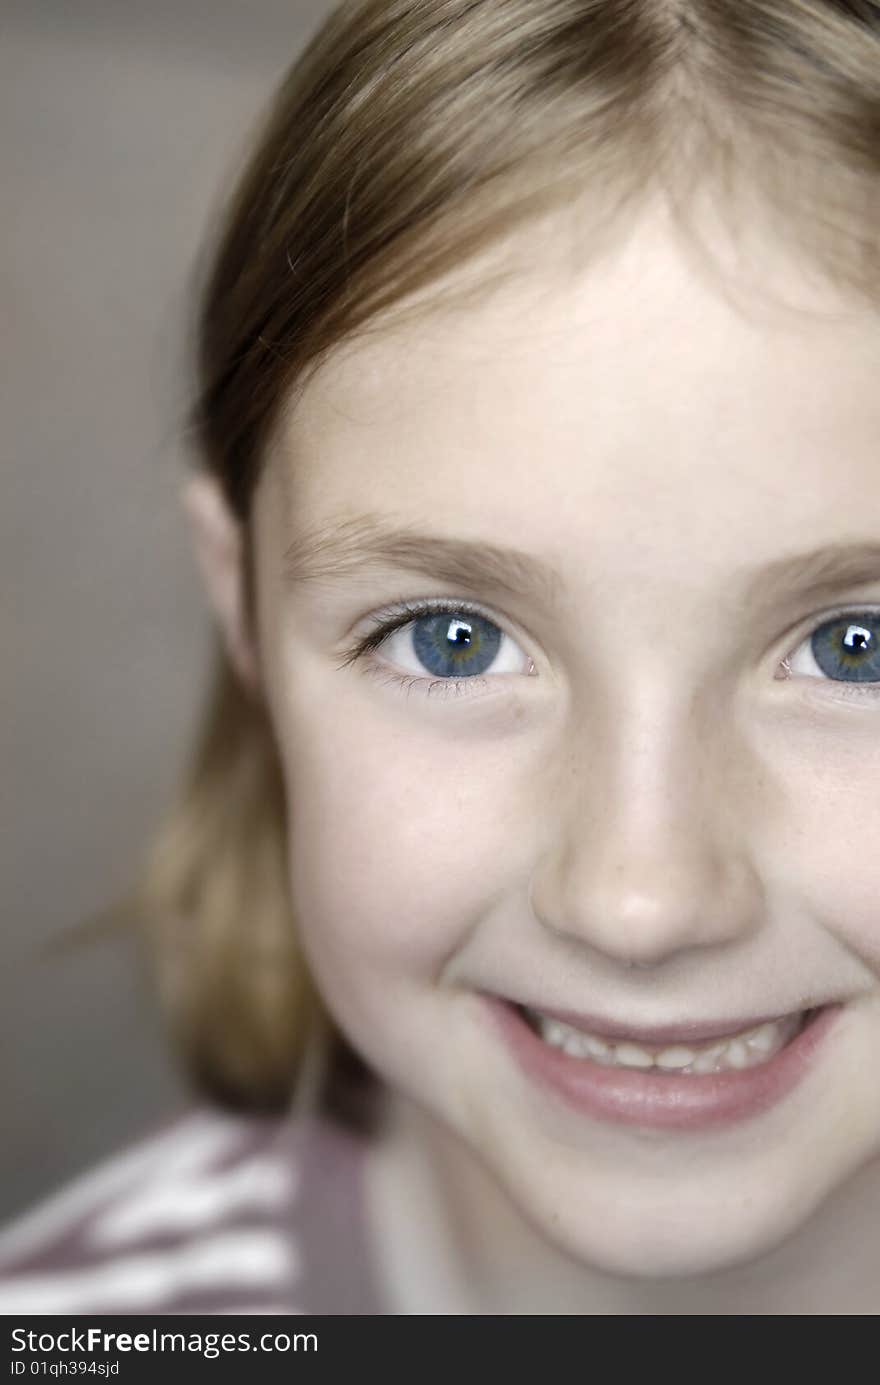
[129,0,880,1114]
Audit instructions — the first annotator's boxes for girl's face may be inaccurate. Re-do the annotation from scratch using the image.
[245,202,880,1278]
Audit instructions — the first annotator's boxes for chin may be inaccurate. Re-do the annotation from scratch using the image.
[557,1215,792,1282]
[496,1155,833,1284]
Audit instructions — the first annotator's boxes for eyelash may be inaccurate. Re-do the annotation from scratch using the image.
[336,598,501,700]
[336,600,880,703]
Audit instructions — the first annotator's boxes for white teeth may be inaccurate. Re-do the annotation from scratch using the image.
[531,1009,805,1074]
[613,1042,654,1069]
[746,1022,777,1053]
[692,1046,724,1073]
[725,1039,750,1069]
[655,1045,696,1070]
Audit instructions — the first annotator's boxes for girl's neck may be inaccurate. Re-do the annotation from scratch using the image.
[362,1090,880,1314]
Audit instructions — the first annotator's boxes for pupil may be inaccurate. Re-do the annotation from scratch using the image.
[844,626,870,653]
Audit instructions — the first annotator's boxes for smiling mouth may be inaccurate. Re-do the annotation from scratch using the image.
[516,1004,820,1076]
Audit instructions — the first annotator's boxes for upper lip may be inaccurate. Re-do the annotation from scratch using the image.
[511,999,818,1046]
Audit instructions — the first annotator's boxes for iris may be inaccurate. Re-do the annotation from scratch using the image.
[411,612,502,677]
[811,614,880,683]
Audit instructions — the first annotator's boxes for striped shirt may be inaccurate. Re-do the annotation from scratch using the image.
[0,1106,382,1315]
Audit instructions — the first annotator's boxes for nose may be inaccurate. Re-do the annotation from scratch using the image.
[528,699,765,967]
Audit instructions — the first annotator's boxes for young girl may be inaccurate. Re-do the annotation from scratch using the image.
[3,0,880,1315]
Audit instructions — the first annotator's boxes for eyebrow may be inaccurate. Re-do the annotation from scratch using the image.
[282,514,880,609]
[282,512,562,605]
[740,540,880,606]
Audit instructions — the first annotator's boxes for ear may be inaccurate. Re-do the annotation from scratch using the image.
[181,471,262,697]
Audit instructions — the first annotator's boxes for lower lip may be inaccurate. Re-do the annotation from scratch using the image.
[485,998,841,1131]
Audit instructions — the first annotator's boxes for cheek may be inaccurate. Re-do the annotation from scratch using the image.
[271,691,531,983]
[764,730,880,970]
[796,810,880,970]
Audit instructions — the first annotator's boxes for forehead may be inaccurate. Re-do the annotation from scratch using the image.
[270,205,880,574]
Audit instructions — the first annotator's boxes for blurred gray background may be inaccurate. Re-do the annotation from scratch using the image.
[2,0,336,1224]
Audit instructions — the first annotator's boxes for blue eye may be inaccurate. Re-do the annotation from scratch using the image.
[410,611,502,677]
[786,611,880,689]
[340,599,532,693]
